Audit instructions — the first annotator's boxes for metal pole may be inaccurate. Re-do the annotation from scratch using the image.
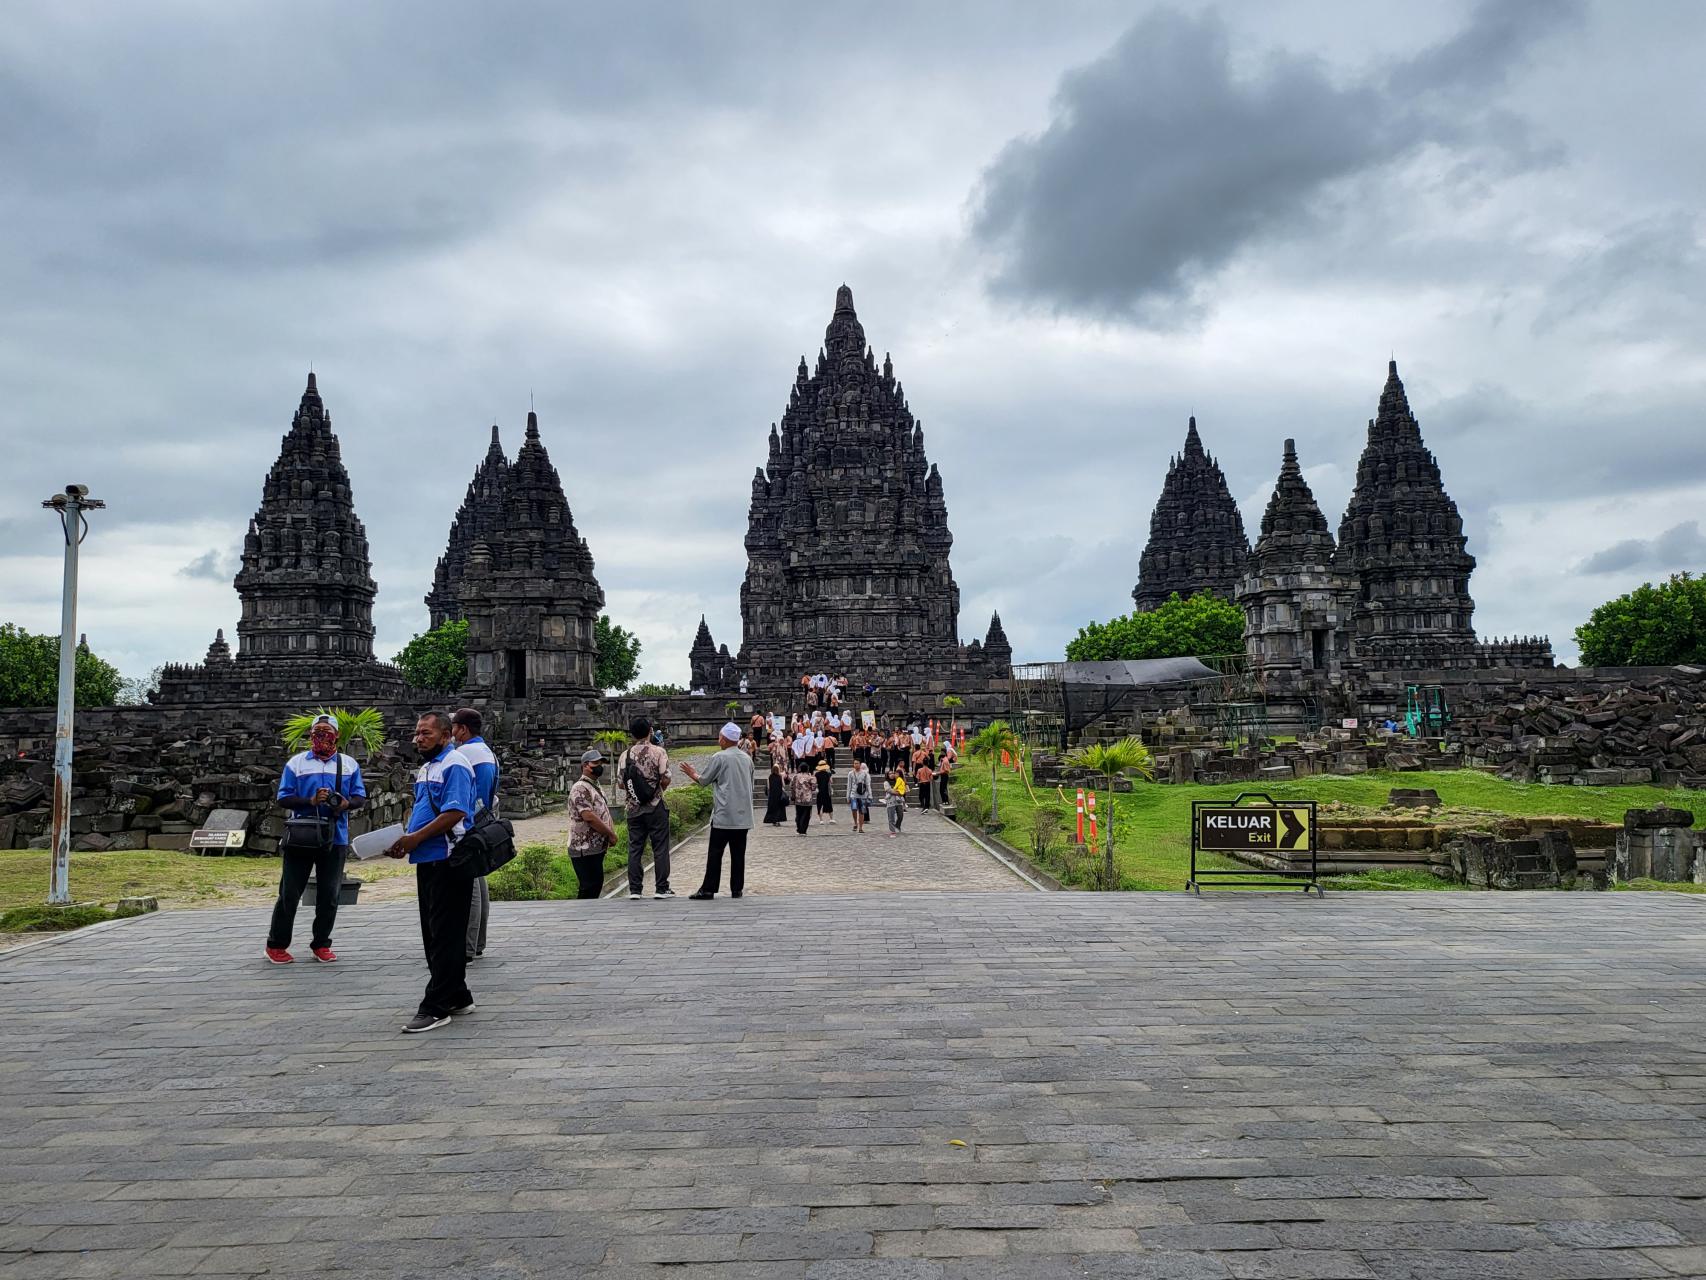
[42,485,102,907]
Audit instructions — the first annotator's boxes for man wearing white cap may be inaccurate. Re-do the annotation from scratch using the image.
[681,722,755,900]
[266,712,366,965]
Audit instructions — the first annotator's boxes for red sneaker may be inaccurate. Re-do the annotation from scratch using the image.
[310,945,337,964]
[265,947,293,965]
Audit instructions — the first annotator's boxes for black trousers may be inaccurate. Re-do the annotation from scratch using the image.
[626,805,671,894]
[794,804,812,835]
[919,783,933,810]
[415,857,476,1017]
[571,852,605,900]
[267,843,348,950]
[697,827,748,896]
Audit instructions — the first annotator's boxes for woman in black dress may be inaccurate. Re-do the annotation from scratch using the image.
[763,758,789,826]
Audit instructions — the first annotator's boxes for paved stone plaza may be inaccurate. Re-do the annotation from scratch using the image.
[3,891,1705,1279]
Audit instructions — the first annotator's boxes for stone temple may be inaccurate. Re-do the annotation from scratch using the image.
[429,412,604,702]
[694,286,1009,694]
[1235,361,1551,707]
[1132,417,1250,611]
[155,373,407,706]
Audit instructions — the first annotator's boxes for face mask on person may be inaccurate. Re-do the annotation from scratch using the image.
[586,764,604,779]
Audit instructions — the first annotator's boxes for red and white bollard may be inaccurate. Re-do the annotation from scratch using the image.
[1086,792,1098,846]
[1075,788,1086,844]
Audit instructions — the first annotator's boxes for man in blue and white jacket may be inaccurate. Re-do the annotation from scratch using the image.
[386,711,476,1033]
[266,713,366,965]
[451,707,500,962]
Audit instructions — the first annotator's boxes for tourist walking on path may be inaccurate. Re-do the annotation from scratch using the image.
[568,750,616,900]
[791,768,817,835]
[847,759,874,833]
[385,712,476,1033]
[815,756,835,822]
[451,707,499,962]
[616,716,674,899]
[916,756,935,811]
[763,757,789,825]
[937,754,953,810]
[683,723,755,900]
[885,772,907,837]
[266,713,366,965]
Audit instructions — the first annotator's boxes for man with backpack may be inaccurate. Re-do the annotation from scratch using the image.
[616,716,674,899]
[266,713,366,965]
[450,707,499,962]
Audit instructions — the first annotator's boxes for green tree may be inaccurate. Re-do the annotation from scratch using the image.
[594,615,642,693]
[965,719,1020,825]
[630,682,685,697]
[117,665,163,706]
[1065,735,1156,889]
[393,619,468,692]
[593,728,631,800]
[0,624,122,707]
[1575,573,1706,667]
[1066,591,1244,662]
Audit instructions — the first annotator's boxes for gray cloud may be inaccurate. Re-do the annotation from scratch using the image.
[1577,522,1706,576]
[177,550,234,582]
[968,1,1580,321]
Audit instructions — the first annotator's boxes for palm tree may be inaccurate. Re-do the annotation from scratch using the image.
[965,720,1020,824]
[1065,736,1155,890]
[593,728,630,800]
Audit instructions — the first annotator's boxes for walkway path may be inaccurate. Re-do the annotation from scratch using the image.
[2,893,1704,1277]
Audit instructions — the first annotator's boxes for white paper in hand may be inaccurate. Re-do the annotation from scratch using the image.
[350,823,405,861]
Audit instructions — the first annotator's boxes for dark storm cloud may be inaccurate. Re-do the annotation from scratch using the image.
[1577,522,1706,576]
[969,1,1581,320]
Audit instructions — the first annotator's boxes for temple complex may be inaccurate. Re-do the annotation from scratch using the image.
[724,285,1009,693]
[154,373,407,706]
[430,411,604,700]
[1132,417,1250,611]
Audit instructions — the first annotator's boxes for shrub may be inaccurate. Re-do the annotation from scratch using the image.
[487,843,562,902]
[955,790,990,830]
[1066,591,1243,662]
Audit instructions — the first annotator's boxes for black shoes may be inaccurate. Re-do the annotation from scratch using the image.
[688,891,714,900]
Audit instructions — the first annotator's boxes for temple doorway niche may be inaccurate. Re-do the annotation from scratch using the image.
[1311,629,1327,671]
[506,649,528,698]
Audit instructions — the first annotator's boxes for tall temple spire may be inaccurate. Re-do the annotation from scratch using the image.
[1250,439,1335,574]
[1132,416,1251,611]
[734,284,980,688]
[426,424,510,628]
[1336,360,1478,667]
[232,373,378,662]
[447,409,605,698]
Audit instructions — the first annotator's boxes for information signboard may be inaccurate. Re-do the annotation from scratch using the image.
[189,829,246,850]
[1187,793,1321,895]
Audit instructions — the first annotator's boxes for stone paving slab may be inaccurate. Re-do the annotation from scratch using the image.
[2,892,1705,1277]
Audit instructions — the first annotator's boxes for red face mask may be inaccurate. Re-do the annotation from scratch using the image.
[309,728,338,760]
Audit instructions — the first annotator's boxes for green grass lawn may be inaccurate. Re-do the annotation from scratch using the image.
[953,766,1703,892]
[0,848,419,912]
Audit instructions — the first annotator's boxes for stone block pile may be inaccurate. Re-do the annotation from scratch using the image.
[1611,807,1704,884]
[1449,669,1706,786]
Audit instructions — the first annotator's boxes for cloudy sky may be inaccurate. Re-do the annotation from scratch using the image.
[3,0,1702,686]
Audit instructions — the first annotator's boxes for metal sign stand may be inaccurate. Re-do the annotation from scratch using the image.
[1188,791,1322,896]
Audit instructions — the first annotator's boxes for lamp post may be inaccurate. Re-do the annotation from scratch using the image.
[41,485,104,906]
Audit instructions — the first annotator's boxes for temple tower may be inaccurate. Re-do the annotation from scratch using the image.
[1238,439,1358,688]
[232,373,379,662]
[1335,362,1477,669]
[454,411,605,698]
[736,285,986,687]
[1132,417,1250,611]
[426,424,510,629]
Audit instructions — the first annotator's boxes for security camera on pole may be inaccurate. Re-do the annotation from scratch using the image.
[41,484,104,906]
